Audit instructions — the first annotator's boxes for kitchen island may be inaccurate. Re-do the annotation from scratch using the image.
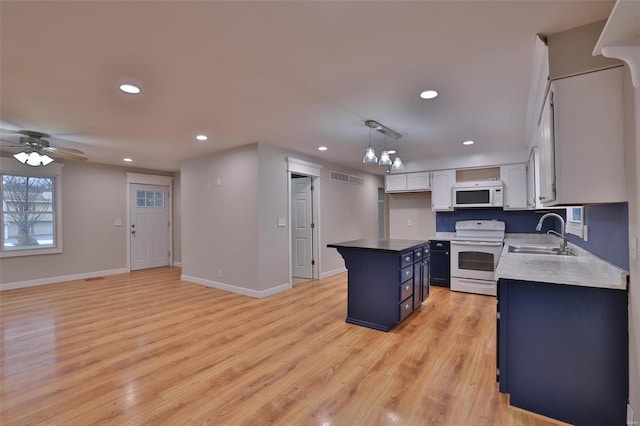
[328,239,429,332]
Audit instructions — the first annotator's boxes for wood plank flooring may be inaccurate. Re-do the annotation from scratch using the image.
[0,268,564,425]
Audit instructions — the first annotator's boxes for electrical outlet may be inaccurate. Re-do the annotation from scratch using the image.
[218,269,222,278]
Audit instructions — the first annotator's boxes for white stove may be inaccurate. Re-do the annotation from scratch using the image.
[450,220,505,296]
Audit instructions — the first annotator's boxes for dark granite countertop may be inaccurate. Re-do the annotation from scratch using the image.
[327,239,429,253]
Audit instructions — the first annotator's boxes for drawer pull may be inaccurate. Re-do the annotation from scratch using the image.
[416,252,421,258]
[405,285,410,291]
[405,256,411,262]
[436,243,443,247]
[404,303,410,310]
[405,270,411,276]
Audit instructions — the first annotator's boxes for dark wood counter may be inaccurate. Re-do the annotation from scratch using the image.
[328,239,429,332]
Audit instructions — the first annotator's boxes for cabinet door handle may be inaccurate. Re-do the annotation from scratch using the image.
[436,243,443,247]
[405,270,411,277]
[405,285,410,291]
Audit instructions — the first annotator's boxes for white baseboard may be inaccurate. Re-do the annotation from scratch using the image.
[320,267,347,279]
[173,261,182,267]
[0,268,130,291]
[181,274,289,299]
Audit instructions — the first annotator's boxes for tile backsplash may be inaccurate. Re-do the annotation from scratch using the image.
[436,203,629,270]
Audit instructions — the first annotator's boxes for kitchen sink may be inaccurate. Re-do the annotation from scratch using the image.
[508,245,575,256]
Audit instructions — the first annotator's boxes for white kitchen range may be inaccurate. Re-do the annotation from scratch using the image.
[450,220,506,296]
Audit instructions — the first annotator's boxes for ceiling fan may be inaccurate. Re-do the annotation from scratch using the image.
[0,129,87,166]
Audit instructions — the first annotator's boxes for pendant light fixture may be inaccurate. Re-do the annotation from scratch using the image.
[391,135,404,171]
[362,128,378,164]
[363,120,403,170]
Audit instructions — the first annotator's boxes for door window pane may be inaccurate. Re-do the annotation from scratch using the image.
[136,190,164,208]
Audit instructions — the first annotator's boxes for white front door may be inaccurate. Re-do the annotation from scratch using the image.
[131,184,170,271]
[291,177,313,279]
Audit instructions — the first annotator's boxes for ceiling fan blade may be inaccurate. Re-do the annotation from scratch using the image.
[44,145,85,155]
[0,137,23,148]
[41,148,87,161]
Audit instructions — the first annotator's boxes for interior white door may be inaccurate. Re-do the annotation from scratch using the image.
[131,184,170,271]
[291,177,313,279]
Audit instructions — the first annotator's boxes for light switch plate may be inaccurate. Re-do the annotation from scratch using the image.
[114,218,122,226]
[277,217,286,227]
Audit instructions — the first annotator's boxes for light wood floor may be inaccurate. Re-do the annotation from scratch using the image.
[0,268,563,425]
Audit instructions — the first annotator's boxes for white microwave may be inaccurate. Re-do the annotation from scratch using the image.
[452,180,504,208]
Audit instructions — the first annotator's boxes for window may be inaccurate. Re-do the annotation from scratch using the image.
[566,206,586,240]
[0,159,63,257]
[136,190,165,208]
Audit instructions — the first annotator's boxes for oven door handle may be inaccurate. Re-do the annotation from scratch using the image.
[451,241,503,247]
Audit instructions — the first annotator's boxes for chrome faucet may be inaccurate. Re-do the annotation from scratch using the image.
[536,212,568,253]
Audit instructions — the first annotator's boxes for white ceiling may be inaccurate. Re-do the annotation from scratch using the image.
[0,1,615,174]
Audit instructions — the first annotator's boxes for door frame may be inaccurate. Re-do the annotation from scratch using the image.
[126,173,174,272]
[286,158,322,287]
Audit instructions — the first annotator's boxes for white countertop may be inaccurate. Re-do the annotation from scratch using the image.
[495,234,628,290]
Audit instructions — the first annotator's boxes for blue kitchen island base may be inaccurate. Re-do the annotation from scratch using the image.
[328,239,429,332]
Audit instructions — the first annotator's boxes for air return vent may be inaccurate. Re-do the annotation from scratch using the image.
[330,171,364,185]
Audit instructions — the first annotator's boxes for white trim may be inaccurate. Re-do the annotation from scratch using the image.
[0,267,129,291]
[181,274,289,299]
[286,157,322,288]
[286,157,323,176]
[126,174,174,271]
[320,267,347,279]
[126,172,173,186]
[173,261,182,267]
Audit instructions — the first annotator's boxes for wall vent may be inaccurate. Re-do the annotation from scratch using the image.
[330,171,364,185]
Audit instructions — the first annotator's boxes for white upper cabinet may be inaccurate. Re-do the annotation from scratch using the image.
[406,172,430,191]
[431,169,455,211]
[385,172,430,193]
[385,174,407,193]
[500,163,529,210]
[538,67,626,206]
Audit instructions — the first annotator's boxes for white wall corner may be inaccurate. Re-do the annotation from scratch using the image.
[181,274,289,299]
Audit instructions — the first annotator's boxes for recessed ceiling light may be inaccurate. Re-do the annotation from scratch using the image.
[318,146,328,151]
[123,157,133,162]
[196,135,208,141]
[419,90,439,100]
[462,140,474,145]
[119,83,141,94]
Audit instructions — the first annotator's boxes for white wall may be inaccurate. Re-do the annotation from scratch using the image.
[180,142,383,295]
[257,144,290,291]
[0,160,176,288]
[181,144,260,292]
[388,192,436,240]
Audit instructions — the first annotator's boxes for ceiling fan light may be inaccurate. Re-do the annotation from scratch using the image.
[25,152,44,166]
[378,151,392,166]
[13,151,30,164]
[363,146,378,164]
[40,154,54,166]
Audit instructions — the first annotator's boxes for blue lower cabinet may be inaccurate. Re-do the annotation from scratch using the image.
[497,278,628,425]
